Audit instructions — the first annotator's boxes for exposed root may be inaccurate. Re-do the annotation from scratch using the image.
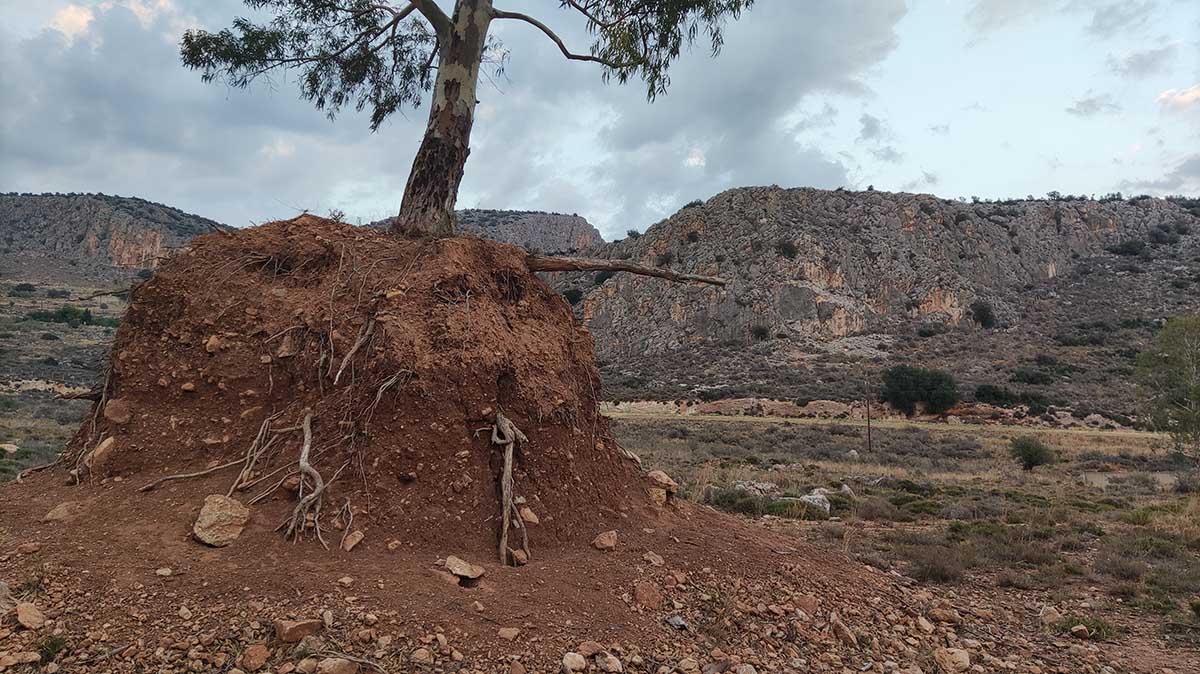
[333,315,377,385]
[282,412,341,548]
[227,412,287,496]
[138,458,246,492]
[491,411,528,565]
[16,458,61,483]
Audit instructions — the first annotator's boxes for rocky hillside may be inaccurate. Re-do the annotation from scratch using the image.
[561,187,1200,417]
[369,209,603,252]
[0,193,223,283]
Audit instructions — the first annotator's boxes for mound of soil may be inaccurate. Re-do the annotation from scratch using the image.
[65,215,653,556]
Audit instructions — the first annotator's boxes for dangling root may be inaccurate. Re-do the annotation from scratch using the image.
[283,412,328,546]
[227,412,287,496]
[491,411,528,566]
[332,315,376,385]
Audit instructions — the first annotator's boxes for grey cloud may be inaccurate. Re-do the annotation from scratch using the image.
[1107,44,1176,77]
[1087,1,1157,39]
[792,103,838,133]
[858,113,884,141]
[965,0,1049,36]
[1065,93,1121,116]
[869,146,903,163]
[1121,154,1200,191]
[2,0,907,237]
[901,170,939,191]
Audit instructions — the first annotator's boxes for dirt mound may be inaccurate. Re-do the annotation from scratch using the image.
[64,215,653,556]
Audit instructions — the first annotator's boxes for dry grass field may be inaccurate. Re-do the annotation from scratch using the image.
[612,411,1200,651]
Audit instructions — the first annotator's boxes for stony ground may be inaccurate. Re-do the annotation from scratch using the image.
[612,412,1200,672]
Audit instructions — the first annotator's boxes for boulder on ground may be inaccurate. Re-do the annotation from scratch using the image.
[193,494,251,547]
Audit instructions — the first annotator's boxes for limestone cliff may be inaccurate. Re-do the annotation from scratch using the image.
[573,187,1196,359]
[370,209,604,253]
[0,193,221,282]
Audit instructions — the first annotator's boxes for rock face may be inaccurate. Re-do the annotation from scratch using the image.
[193,494,251,547]
[0,192,221,282]
[369,209,604,253]
[575,187,1195,357]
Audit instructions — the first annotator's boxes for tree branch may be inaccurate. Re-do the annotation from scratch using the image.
[410,0,451,40]
[491,9,643,68]
[526,254,726,286]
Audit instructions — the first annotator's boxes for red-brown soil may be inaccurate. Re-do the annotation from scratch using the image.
[0,217,1180,673]
[63,215,653,556]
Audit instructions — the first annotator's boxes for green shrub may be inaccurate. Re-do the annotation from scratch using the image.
[1106,239,1147,256]
[1009,436,1054,470]
[775,239,799,259]
[625,229,641,239]
[1053,615,1117,640]
[881,365,959,416]
[969,299,996,328]
[750,325,770,341]
[25,306,117,328]
[593,270,615,285]
[562,288,583,305]
[682,199,704,210]
[1011,368,1054,385]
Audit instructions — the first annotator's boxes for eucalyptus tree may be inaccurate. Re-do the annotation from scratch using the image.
[182,0,754,236]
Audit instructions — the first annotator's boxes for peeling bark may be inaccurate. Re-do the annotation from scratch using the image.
[393,0,494,237]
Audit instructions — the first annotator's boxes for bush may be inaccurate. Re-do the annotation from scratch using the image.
[1011,368,1054,385]
[969,299,996,328]
[750,325,771,341]
[625,229,641,239]
[655,251,674,266]
[26,306,117,328]
[881,365,959,416]
[593,270,615,285]
[682,199,704,210]
[685,231,700,243]
[775,239,799,259]
[45,289,70,299]
[1106,239,1147,256]
[1010,436,1055,470]
[916,322,947,338]
[562,288,583,305]
[905,546,965,582]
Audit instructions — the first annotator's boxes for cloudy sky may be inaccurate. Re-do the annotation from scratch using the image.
[1,0,1198,238]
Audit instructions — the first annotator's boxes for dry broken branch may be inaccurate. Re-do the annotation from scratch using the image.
[526,254,727,286]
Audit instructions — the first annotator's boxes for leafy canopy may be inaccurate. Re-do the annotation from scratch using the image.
[1136,314,1200,455]
[881,365,960,416]
[180,0,755,131]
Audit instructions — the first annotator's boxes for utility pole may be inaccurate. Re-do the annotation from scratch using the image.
[865,394,873,454]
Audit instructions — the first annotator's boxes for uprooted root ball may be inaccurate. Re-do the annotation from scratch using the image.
[64,215,658,556]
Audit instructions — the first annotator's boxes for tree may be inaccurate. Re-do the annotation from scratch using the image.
[181,0,754,237]
[1137,315,1200,457]
[880,365,959,416]
[1009,436,1054,471]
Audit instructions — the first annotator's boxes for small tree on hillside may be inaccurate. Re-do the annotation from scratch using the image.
[1137,315,1200,457]
[182,0,754,237]
[1009,436,1054,471]
[880,365,959,416]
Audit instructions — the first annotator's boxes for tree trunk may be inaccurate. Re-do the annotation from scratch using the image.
[392,0,493,237]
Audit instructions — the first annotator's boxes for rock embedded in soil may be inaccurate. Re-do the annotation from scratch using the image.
[192,494,250,547]
[316,657,359,674]
[102,397,133,424]
[562,652,587,671]
[634,580,663,609]
[445,555,484,580]
[933,647,970,672]
[275,618,323,643]
[15,602,46,629]
[42,496,84,522]
[85,436,116,475]
[497,627,520,641]
[238,644,271,671]
[647,470,679,494]
[341,530,364,552]
[15,542,41,554]
[592,530,618,551]
[410,648,434,664]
